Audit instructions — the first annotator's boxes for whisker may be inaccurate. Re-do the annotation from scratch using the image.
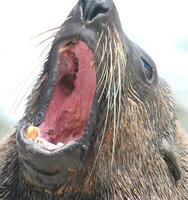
[114,32,123,134]
[97,59,109,102]
[107,27,118,166]
[94,30,104,55]
[85,25,112,184]
[97,60,107,92]
[38,40,53,58]
[9,66,41,114]
[64,16,73,23]
[36,34,56,47]
[85,25,127,183]
[10,81,35,115]
[31,27,61,40]
[9,32,56,115]
[96,34,108,73]
[86,79,111,184]
[111,73,117,166]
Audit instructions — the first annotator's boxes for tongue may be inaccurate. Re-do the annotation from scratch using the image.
[39,41,96,144]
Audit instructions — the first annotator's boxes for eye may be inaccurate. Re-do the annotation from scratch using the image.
[141,57,154,82]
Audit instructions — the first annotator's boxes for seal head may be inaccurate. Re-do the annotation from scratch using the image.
[16,0,120,191]
[13,0,188,199]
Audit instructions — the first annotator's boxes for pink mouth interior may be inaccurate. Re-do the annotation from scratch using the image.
[39,41,96,145]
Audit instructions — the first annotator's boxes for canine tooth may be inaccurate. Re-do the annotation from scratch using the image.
[26,126,39,140]
[58,46,69,53]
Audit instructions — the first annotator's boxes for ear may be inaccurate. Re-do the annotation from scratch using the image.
[159,138,181,184]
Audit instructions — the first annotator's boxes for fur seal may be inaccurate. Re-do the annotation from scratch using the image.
[0,0,188,199]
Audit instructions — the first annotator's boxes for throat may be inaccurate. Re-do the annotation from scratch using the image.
[39,41,96,145]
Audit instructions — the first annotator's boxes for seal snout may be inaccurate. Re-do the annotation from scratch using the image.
[79,0,113,22]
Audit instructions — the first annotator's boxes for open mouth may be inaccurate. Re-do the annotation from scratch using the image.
[23,41,96,150]
[15,0,114,189]
[16,38,98,189]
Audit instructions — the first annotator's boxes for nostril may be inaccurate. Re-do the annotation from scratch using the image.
[89,5,109,21]
[79,0,111,22]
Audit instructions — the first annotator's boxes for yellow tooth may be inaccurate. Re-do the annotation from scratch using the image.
[58,47,66,53]
[26,126,39,140]
[58,46,70,53]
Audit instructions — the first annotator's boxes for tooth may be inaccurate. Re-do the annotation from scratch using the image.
[57,142,65,147]
[39,140,64,150]
[58,46,70,53]
[58,47,66,53]
[25,126,65,149]
[26,126,39,140]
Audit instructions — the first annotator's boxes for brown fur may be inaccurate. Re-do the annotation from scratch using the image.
[0,2,188,200]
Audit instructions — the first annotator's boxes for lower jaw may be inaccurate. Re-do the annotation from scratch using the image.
[17,109,96,190]
[22,159,66,190]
